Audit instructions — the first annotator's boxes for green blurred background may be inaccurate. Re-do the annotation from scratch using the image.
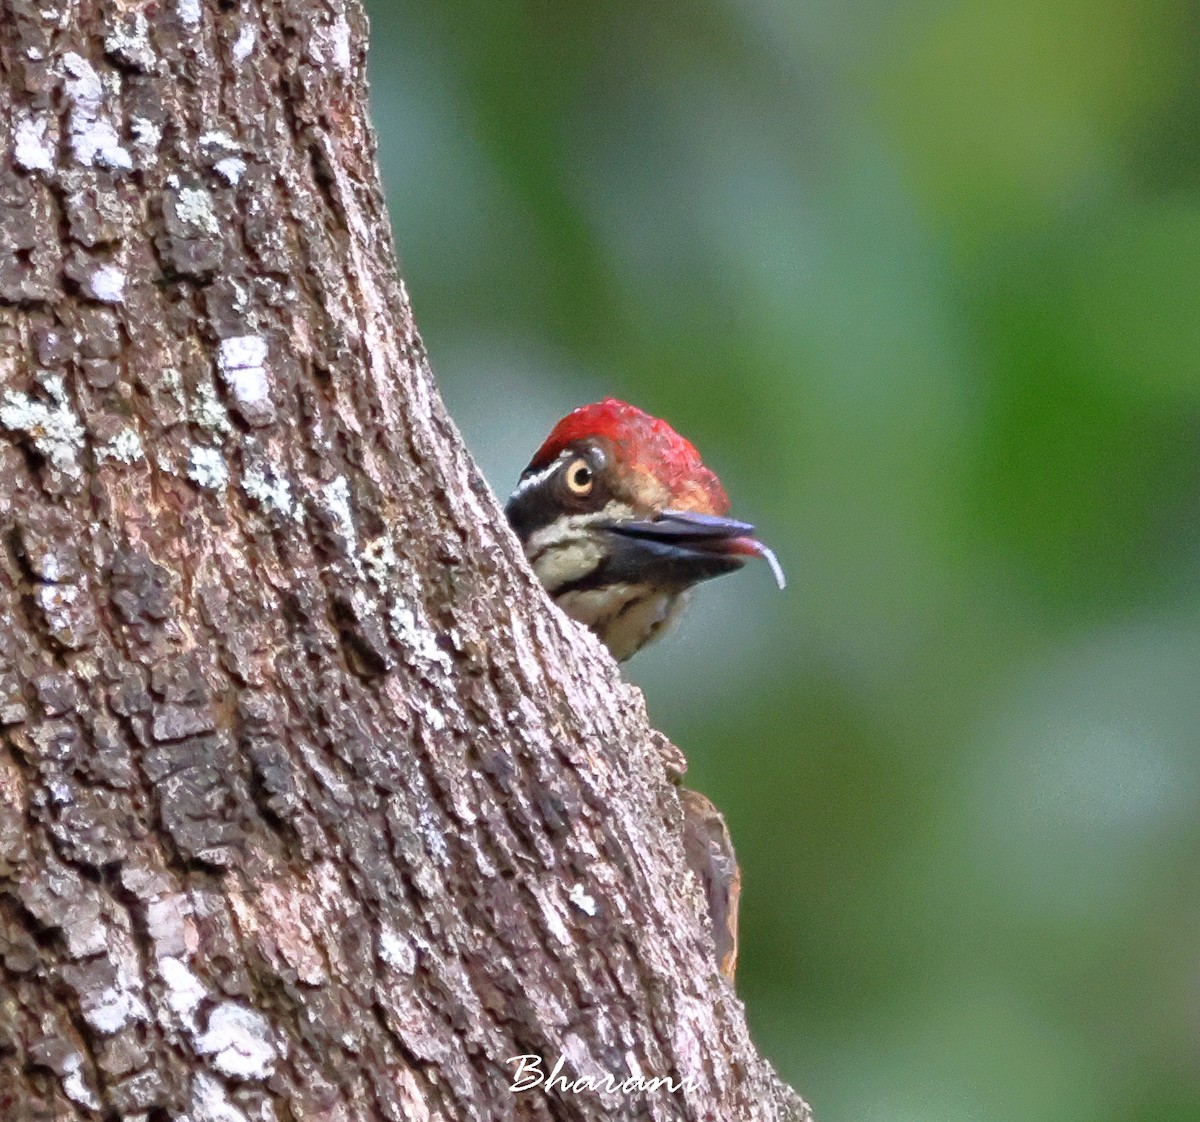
[362,2,1200,1118]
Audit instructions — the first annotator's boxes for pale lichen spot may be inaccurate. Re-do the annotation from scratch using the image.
[200,130,238,150]
[217,336,275,425]
[214,156,246,185]
[61,1054,100,1111]
[13,111,54,172]
[0,377,86,478]
[176,0,202,28]
[242,461,300,522]
[97,427,144,464]
[175,186,220,236]
[361,534,399,588]
[146,894,195,960]
[568,882,598,917]
[537,890,573,947]
[86,265,126,304]
[232,24,256,62]
[130,117,162,166]
[224,364,269,411]
[61,52,101,96]
[104,13,156,72]
[195,1002,278,1080]
[190,379,233,437]
[161,366,185,407]
[188,446,229,491]
[85,983,148,1035]
[418,696,447,733]
[228,277,251,314]
[61,52,132,170]
[322,476,357,552]
[330,16,353,70]
[39,6,72,31]
[389,603,453,672]
[378,926,417,973]
[159,956,207,1030]
[311,15,353,71]
[37,554,62,583]
[417,800,450,866]
[190,1073,251,1122]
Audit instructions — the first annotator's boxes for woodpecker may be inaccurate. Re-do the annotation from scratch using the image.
[506,398,784,661]
[507,398,773,983]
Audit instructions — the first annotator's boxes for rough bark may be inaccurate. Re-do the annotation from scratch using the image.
[0,3,809,1121]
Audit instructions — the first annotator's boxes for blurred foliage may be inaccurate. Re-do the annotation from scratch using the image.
[364,1,1200,1119]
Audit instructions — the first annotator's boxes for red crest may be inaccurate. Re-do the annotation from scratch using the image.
[530,399,729,514]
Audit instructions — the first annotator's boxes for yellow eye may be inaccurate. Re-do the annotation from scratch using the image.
[564,457,594,496]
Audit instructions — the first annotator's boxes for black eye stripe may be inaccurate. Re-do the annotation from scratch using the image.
[506,448,604,542]
[505,484,557,541]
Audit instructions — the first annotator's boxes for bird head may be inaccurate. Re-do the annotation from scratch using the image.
[506,398,784,660]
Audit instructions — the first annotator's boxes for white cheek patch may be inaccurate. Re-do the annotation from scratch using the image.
[533,538,605,592]
[522,503,637,592]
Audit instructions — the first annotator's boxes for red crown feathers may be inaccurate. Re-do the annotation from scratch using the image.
[530,399,730,514]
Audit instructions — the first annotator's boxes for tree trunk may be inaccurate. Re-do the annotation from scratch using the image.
[0,3,809,1120]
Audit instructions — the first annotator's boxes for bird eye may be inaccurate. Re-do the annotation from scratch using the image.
[564,457,594,497]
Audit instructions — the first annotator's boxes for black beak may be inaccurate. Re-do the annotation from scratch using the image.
[604,510,786,590]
